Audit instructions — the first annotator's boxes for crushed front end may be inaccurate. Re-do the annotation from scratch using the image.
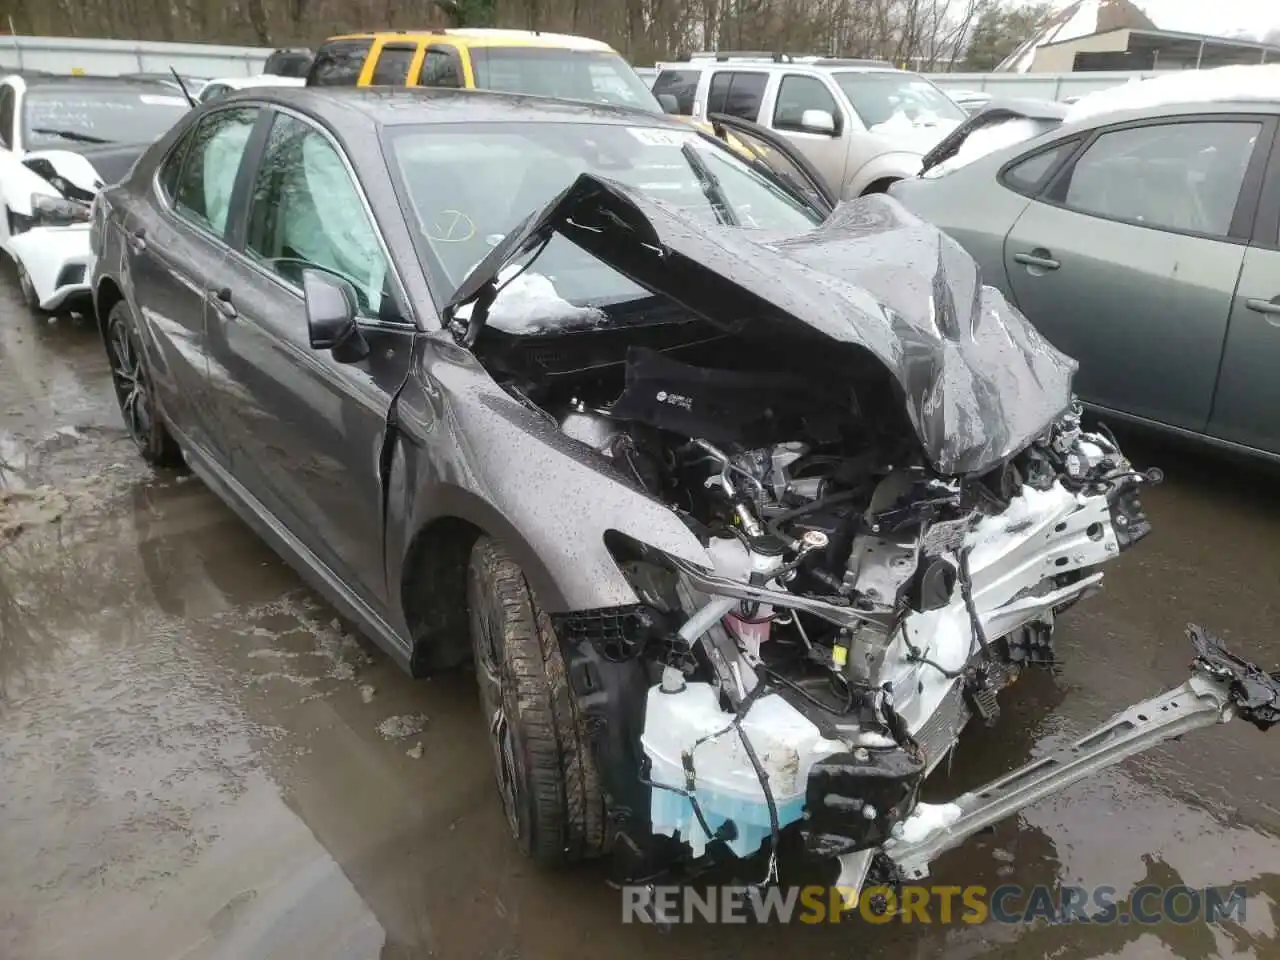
[554,405,1166,891]
[449,175,1277,902]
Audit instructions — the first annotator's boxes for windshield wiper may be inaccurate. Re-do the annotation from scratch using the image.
[681,141,739,227]
[29,127,113,145]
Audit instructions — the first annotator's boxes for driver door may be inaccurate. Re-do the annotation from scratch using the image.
[205,108,414,613]
[705,112,837,216]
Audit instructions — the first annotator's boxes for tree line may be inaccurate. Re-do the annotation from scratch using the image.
[0,0,1056,71]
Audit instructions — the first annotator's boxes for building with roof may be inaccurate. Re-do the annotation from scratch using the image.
[998,0,1280,73]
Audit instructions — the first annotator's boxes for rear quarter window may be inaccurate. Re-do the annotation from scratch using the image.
[307,39,373,86]
[1001,139,1080,196]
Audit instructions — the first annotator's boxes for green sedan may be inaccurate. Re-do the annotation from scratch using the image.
[890,98,1280,460]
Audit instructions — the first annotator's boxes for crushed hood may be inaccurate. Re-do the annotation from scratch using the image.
[446,174,1078,477]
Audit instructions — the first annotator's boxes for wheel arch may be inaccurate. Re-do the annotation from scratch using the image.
[396,488,578,678]
[94,274,125,343]
[861,175,903,195]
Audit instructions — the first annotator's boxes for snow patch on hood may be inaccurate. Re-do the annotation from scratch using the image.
[453,264,607,334]
[868,113,962,153]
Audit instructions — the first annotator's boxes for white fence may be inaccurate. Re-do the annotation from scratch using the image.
[0,35,273,78]
[926,70,1165,102]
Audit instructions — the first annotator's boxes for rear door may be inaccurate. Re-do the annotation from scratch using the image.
[699,69,768,124]
[1003,114,1271,432]
[128,105,261,464]
[1207,126,1280,454]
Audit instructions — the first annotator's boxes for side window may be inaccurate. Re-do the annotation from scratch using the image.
[418,46,463,88]
[1052,120,1261,238]
[652,69,698,115]
[172,108,258,238]
[158,133,192,203]
[707,72,731,115]
[369,44,416,86]
[1001,140,1078,196]
[773,75,839,132]
[306,39,373,87]
[708,72,766,122]
[244,114,390,317]
[0,85,14,149]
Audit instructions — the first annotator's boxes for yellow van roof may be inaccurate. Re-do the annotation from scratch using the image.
[324,28,616,52]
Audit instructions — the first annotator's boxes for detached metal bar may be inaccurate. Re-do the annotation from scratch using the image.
[885,671,1238,880]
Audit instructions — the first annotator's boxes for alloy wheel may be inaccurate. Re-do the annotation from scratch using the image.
[108,319,154,450]
[474,604,523,840]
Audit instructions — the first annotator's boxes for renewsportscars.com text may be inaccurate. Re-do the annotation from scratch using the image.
[621,884,1248,925]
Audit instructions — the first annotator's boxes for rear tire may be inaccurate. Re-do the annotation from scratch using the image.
[466,536,606,866]
[105,301,183,468]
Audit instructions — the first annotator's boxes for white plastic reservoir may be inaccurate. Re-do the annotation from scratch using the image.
[641,682,845,858]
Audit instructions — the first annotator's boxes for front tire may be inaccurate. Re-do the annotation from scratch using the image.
[106,301,183,467]
[466,536,606,866]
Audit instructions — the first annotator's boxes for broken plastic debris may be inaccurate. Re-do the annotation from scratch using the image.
[377,714,428,740]
[406,742,424,760]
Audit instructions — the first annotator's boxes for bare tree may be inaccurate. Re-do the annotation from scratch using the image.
[4,0,986,69]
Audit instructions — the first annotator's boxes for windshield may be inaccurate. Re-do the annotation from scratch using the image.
[22,89,190,149]
[469,48,662,112]
[833,71,966,131]
[384,121,823,326]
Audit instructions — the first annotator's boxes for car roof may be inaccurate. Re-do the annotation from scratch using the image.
[208,75,305,89]
[321,28,615,52]
[1053,97,1280,138]
[238,85,684,128]
[659,58,909,76]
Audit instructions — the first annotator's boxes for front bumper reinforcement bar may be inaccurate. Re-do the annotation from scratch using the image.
[883,625,1280,882]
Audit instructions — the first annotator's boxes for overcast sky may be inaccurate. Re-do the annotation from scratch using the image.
[1081,0,1280,38]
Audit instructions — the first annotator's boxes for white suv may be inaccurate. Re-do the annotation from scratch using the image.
[652,54,966,198]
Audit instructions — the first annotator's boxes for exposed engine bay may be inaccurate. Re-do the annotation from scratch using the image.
[451,174,1279,907]
[480,320,1162,887]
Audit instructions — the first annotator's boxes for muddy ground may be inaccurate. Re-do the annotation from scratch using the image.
[1,270,1278,960]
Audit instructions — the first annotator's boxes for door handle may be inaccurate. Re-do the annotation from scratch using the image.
[207,286,237,319]
[128,227,147,253]
[1245,298,1280,317]
[1014,251,1060,270]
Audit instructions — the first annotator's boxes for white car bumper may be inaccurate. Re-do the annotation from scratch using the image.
[9,224,94,312]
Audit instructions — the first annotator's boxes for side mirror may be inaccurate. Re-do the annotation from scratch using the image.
[658,93,680,115]
[800,109,838,136]
[303,269,369,364]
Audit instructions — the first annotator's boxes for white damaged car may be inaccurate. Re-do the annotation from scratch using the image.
[0,75,189,315]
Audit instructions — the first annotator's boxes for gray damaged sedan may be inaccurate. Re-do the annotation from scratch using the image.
[89,87,1279,905]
